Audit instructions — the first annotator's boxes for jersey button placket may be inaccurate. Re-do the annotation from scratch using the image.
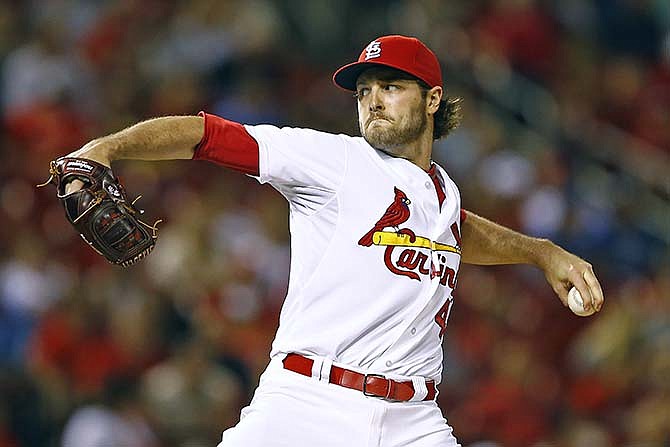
[430,241,440,282]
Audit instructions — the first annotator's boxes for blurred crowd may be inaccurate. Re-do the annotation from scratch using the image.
[0,0,668,446]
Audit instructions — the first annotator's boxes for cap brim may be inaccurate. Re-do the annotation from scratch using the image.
[332,60,422,91]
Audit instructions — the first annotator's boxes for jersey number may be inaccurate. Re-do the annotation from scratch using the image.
[434,298,454,338]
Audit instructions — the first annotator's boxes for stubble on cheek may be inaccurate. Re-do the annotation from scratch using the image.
[362,121,397,150]
[361,112,426,152]
[359,110,397,149]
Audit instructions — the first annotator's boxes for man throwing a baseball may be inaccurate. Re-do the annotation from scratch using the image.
[62,35,604,446]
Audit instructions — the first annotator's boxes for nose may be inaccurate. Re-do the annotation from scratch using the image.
[368,86,384,112]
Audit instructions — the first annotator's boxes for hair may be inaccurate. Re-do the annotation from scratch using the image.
[416,79,463,140]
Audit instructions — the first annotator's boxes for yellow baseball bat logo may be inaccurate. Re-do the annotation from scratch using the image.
[371,231,461,254]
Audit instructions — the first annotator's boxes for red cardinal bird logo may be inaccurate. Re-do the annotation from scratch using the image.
[358,187,411,246]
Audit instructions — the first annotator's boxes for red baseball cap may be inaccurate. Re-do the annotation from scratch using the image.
[333,35,442,91]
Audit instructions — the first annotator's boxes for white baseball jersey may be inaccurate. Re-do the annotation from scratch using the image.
[245,124,462,383]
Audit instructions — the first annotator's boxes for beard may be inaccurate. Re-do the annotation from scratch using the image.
[360,102,428,154]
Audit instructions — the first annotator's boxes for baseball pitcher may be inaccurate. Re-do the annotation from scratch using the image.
[52,35,604,446]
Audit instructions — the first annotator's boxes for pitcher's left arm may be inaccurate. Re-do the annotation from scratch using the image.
[460,210,604,313]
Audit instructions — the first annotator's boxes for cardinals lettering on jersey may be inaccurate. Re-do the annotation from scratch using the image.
[359,187,461,283]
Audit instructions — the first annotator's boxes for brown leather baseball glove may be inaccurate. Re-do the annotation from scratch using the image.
[38,157,160,267]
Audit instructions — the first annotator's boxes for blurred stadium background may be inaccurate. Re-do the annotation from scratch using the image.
[0,0,668,446]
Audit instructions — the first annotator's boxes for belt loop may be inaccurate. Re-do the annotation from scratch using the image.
[310,356,324,380]
[319,358,333,383]
[409,376,428,402]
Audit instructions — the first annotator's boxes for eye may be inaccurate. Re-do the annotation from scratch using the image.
[384,84,400,91]
[355,87,370,99]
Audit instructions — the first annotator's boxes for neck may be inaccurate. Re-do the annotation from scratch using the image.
[406,127,434,171]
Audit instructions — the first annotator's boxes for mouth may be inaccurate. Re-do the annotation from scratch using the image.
[367,116,391,127]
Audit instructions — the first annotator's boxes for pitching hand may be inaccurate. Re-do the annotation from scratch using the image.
[538,243,604,314]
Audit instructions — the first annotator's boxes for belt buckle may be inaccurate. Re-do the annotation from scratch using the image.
[363,374,391,399]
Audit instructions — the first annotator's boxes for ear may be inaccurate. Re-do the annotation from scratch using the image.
[426,86,442,115]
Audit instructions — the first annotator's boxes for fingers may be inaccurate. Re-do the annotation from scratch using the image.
[551,280,569,307]
[582,266,604,311]
[541,244,603,314]
[572,275,593,310]
[65,179,85,194]
[570,263,603,313]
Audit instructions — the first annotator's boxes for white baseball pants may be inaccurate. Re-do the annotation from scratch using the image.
[218,356,460,447]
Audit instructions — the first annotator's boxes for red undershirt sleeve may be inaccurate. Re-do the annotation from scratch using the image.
[460,209,467,223]
[192,111,260,176]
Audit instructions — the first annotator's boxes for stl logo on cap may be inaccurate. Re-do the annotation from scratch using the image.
[364,40,382,60]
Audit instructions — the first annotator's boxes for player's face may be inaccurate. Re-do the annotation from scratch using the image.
[356,68,429,157]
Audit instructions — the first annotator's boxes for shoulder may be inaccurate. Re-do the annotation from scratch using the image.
[246,124,367,145]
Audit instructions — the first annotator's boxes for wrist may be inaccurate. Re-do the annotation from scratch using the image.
[69,139,114,167]
[529,238,557,269]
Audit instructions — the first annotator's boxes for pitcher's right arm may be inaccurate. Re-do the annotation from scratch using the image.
[67,115,205,167]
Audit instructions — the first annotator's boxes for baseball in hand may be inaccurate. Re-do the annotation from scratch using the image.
[568,287,595,316]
